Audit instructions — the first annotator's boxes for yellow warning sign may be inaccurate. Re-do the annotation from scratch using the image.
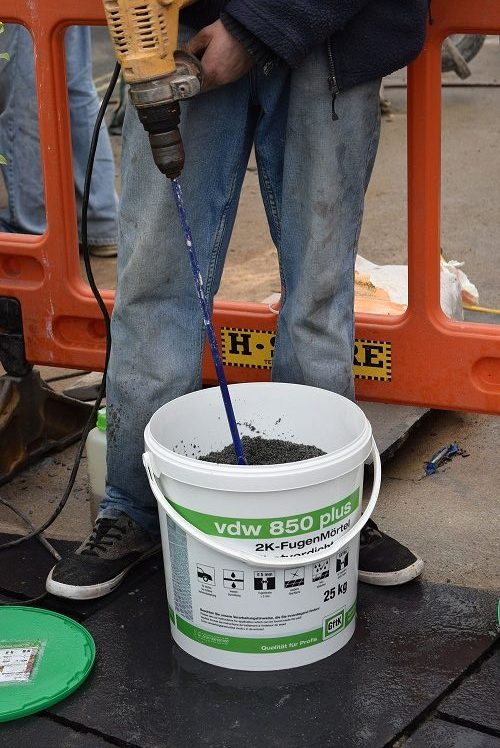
[353,338,392,381]
[220,328,391,381]
[221,328,275,370]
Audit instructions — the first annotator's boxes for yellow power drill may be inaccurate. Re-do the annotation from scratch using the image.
[102,0,202,178]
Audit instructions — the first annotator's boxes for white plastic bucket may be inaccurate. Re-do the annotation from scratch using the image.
[143,382,380,671]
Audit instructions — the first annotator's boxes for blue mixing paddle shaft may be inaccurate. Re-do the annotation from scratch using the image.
[170,177,247,466]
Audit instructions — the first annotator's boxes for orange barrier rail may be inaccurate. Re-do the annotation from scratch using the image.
[1,0,499,413]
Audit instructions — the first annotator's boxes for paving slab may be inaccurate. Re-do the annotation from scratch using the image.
[437,649,500,735]
[358,402,429,463]
[37,574,497,748]
[404,718,500,747]
[4,714,116,747]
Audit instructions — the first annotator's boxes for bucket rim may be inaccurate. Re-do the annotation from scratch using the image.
[145,422,372,475]
[144,383,373,491]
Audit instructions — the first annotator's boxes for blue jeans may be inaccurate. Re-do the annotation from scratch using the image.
[102,39,381,534]
[0,25,118,246]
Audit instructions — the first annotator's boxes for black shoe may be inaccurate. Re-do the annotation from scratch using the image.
[46,513,161,600]
[79,242,117,258]
[358,519,424,586]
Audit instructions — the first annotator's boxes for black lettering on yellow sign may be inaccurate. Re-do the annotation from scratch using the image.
[352,339,391,381]
[220,328,391,381]
[221,328,276,369]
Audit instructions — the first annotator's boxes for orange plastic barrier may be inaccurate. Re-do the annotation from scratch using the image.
[1,0,499,413]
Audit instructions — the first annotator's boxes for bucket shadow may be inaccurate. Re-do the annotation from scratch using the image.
[170,580,426,693]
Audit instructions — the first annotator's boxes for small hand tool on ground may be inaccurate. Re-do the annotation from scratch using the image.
[424,442,468,476]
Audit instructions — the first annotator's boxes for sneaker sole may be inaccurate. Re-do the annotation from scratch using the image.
[89,248,118,258]
[358,557,424,587]
[46,545,161,600]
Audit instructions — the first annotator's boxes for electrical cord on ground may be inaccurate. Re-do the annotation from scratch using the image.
[0,497,60,605]
[0,498,60,560]
[0,63,121,603]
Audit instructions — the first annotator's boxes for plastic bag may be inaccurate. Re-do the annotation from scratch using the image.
[354,255,478,319]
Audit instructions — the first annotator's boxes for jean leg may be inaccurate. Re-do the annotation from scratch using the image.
[0,25,46,234]
[0,25,118,242]
[65,26,118,246]
[272,48,381,400]
[102,75,256,532]
[252,62,291,250]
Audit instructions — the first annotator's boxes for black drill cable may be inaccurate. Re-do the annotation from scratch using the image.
[0,63,120,568]
[0,498,59,605]
[0,497,60,560]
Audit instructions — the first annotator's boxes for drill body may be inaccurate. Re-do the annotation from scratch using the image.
[102,0,202,177]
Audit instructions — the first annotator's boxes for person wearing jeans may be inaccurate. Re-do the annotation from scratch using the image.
[0,25,118,257]
[46,1,428,600]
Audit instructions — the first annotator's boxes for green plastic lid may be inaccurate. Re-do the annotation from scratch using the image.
[0,607,95,722]
[96,407,107,432]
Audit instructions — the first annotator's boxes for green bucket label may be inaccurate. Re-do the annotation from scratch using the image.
[169,489,359,540]
[323,609,345,639]
[173,599,356,653]
[345,600,356,627]
[323,601,356,639]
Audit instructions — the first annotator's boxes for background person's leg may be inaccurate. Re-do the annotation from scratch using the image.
[0,25,118,248]
[0,25,46,235]
[65,26,118,250]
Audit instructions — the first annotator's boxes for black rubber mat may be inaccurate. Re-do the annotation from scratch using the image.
[39,575,496,748]
[438,648,500,735]
[405,718,500,747]
[0,532,162,620]
[0,533,74,601]
[3,714,114,746]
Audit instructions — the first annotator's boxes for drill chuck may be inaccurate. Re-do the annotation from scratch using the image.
[127,52,202,179]
[135,99,185,179]
[149,128,185,180]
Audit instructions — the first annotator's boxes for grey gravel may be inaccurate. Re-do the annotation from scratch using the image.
[199,436,325,465]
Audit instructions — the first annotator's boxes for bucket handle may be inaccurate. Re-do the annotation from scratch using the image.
[143,437,381,569]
